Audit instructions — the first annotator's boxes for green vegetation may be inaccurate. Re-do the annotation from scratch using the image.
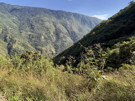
[0,2,135,101]
[0,51,98,101]
[0,43,135,100]
[54,2,135,65]
[0,2,101,56]
[91,67,135,101]
[1,32,135,101]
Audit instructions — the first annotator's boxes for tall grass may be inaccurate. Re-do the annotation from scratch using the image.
[0,52,135,101]
[91,65,135,101]
[0,53,92,101]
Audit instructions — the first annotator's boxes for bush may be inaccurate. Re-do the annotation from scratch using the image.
[11,51,53,74]
[92,80,135,101]
[0,54,9,69]
[91,67,135,101]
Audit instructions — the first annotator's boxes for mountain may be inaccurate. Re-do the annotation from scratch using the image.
[54,2,135,65]
[0,2,101,56]
[0,2,135,101]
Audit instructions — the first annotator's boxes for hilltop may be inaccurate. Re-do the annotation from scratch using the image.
[0,2,101,56]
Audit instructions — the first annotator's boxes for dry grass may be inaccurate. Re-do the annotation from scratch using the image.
[0,68,91,101]
[90,65,135,101]
[0,53,135,101]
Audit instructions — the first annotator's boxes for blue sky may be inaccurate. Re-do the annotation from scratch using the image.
[0,0,133,20]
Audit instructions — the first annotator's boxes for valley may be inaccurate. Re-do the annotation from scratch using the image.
[0,1,135,101]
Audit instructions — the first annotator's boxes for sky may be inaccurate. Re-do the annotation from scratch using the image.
[0,0,133,20]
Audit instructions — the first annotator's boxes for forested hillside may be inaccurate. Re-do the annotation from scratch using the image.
[0,2,101,56]
[0,2,135,101]
[54,2,135,66]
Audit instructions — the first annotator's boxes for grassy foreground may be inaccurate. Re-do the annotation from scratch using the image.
[0,52,135,101]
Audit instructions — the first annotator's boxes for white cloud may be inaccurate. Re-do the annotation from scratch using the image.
[92,14,109,20]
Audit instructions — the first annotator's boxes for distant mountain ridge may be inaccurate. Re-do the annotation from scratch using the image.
[0,2,101,56]
[54,2,135,64]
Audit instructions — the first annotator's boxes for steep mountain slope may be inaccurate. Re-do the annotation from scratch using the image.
[0,2,101,56]
[54,2,135,64]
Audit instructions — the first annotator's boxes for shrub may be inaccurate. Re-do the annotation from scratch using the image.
[11,51,53,74]
[0,54,10,69]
